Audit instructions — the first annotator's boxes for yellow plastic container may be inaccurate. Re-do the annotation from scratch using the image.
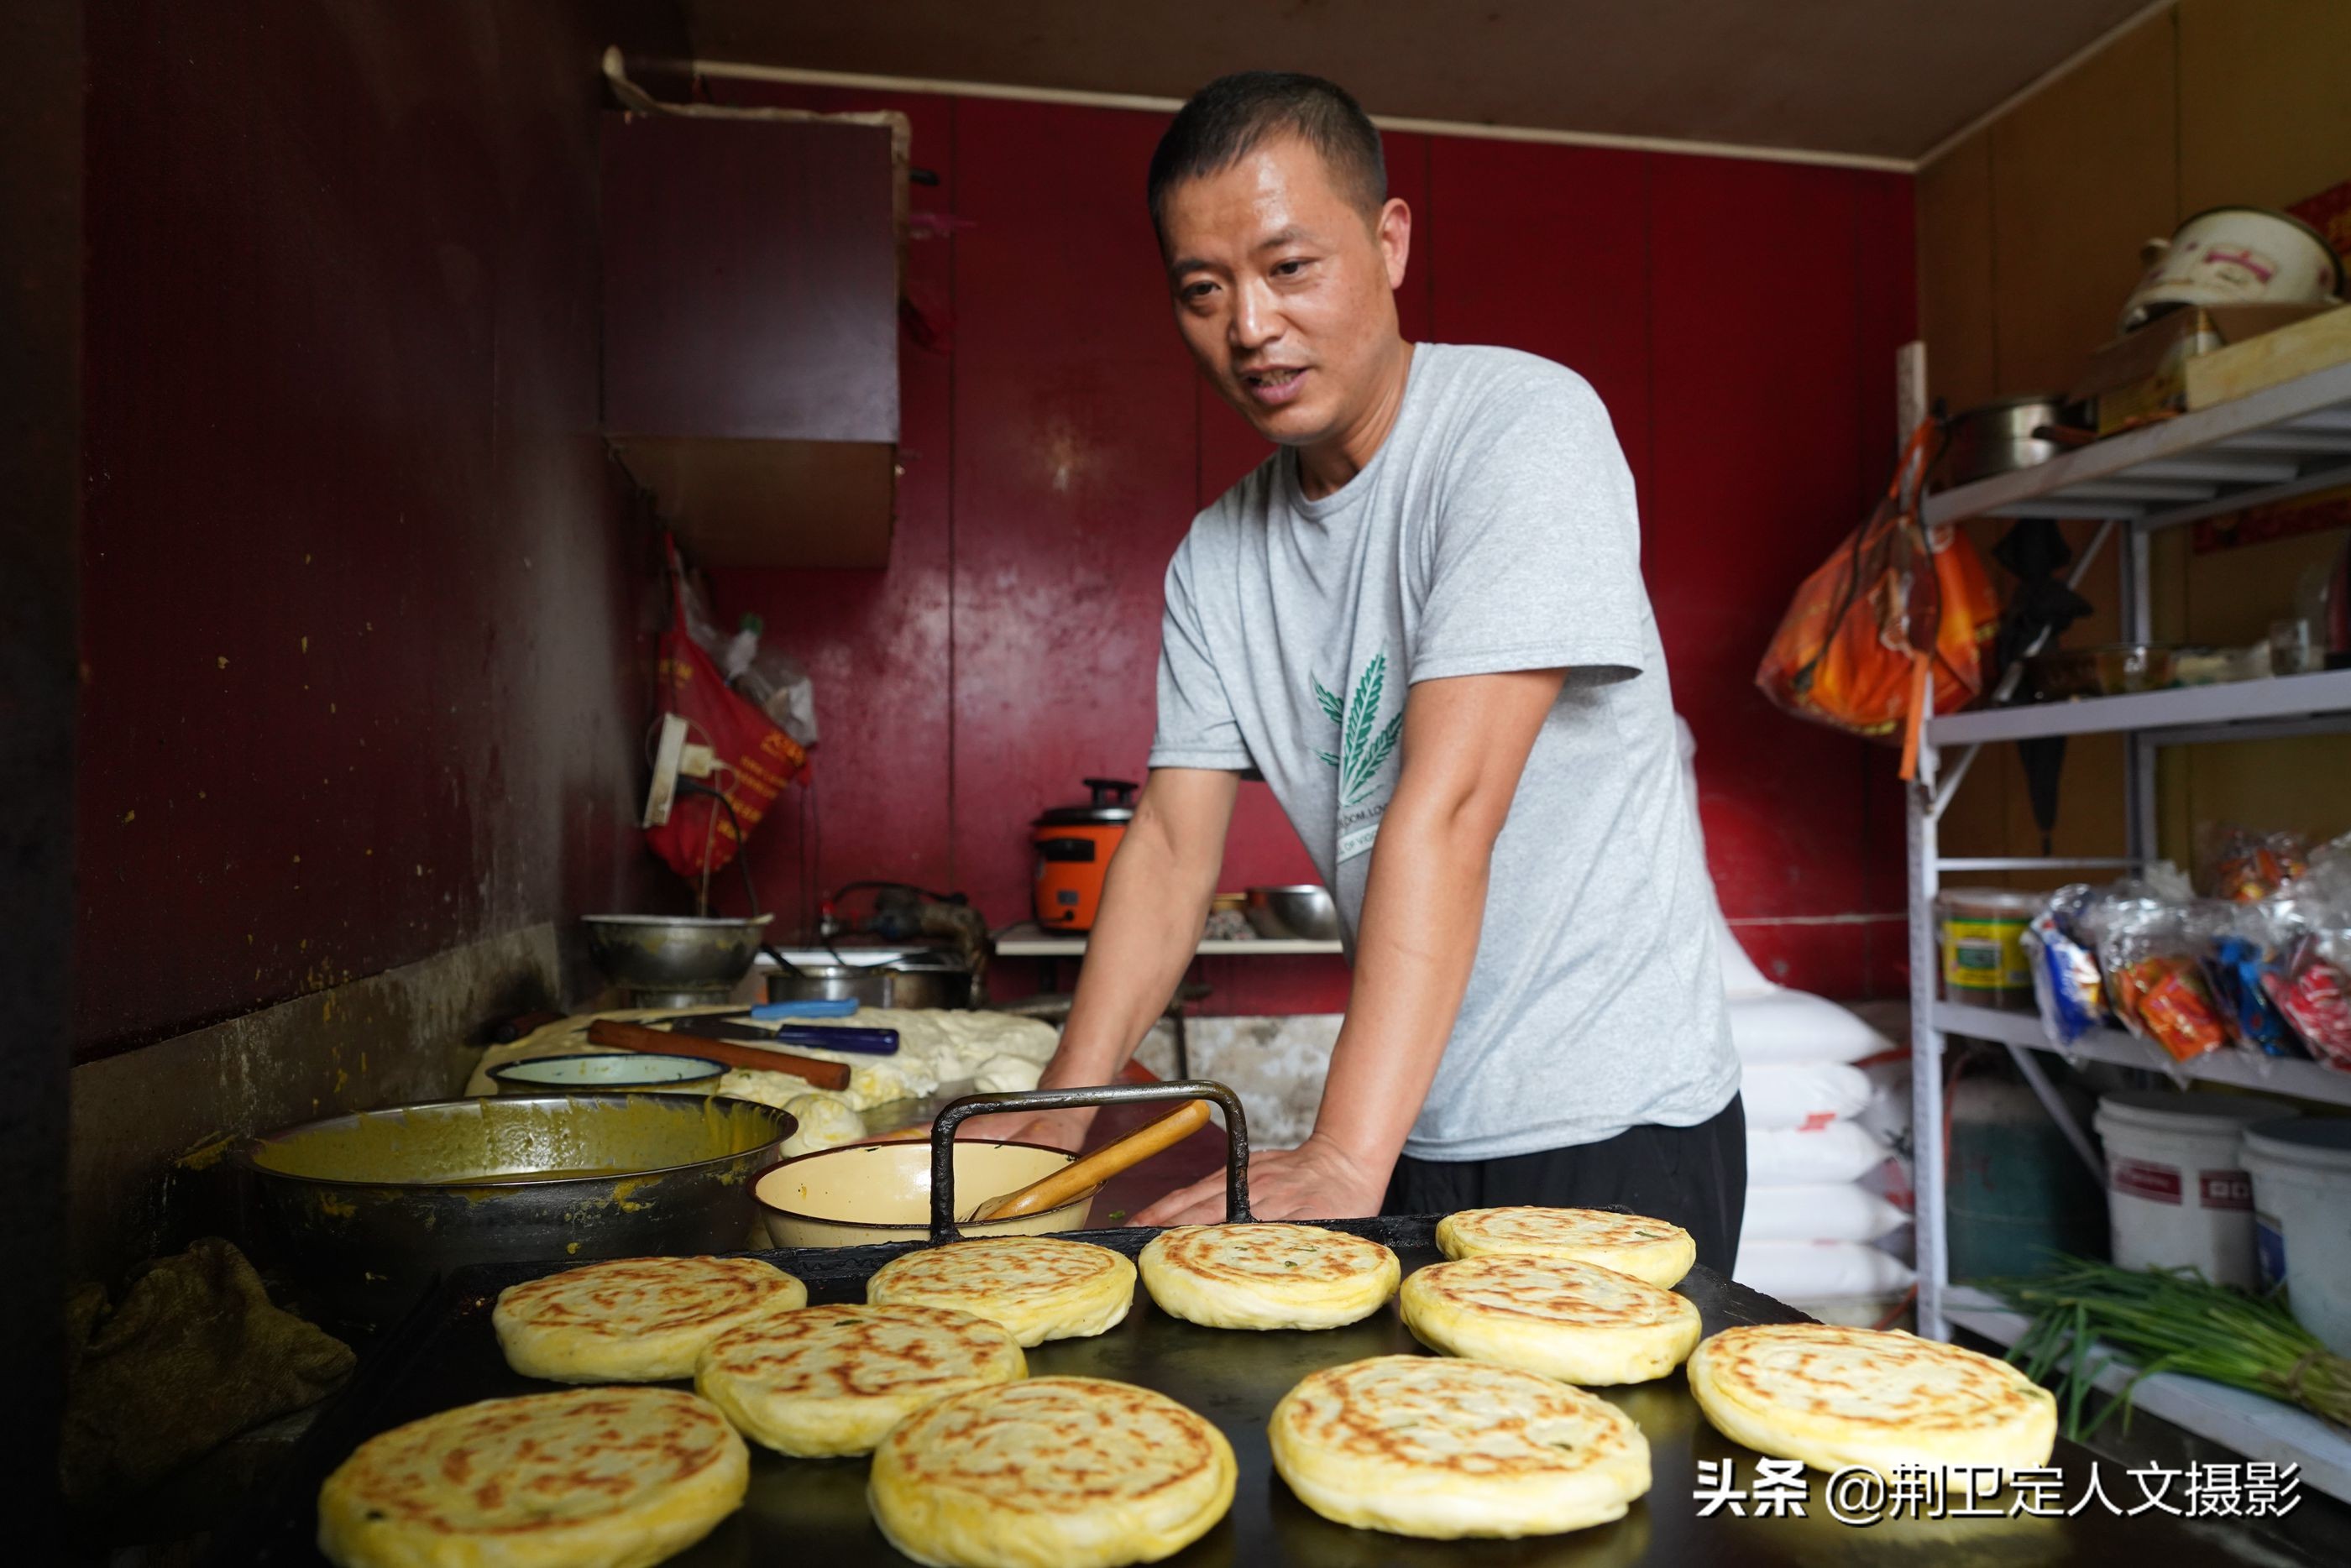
[1936,888,2041,1011]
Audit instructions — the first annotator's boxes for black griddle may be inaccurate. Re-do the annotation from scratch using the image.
[217,1083,2283,1565]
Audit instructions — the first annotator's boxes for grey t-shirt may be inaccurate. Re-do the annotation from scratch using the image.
[1149,342,1740,1161]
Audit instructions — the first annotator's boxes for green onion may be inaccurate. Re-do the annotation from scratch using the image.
[1983,1257,2351,1440]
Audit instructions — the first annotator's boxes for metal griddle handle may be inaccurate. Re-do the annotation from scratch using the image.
[927,1079,1251,1241]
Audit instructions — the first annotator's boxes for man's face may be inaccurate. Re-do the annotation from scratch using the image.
[1160,135,1411,449]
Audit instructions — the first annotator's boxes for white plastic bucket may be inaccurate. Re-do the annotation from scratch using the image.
[2093,1090,2297,1288]
[2242,1119,2351,1356]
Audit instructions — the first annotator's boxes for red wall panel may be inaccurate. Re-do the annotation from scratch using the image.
[1427,137,1652,499]
[1647,155,1913,987]
[945,99,1201,928]
[709,95,1914,1007]
[76,2,678,1053]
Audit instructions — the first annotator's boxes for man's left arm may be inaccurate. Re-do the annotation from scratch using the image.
[1132,663,1565,1225]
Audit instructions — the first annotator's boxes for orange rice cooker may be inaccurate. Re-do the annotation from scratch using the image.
[1031,778,1137,930]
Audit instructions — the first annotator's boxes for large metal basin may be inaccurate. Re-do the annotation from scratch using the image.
[240,1093,793,1333]
[582,912,772,1006]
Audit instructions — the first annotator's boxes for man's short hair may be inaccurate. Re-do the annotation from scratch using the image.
[1147,71,1385,237]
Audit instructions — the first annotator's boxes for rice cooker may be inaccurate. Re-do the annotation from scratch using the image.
[1030,778,1136,930]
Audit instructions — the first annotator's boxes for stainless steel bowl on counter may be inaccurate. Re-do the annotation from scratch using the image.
[1244,885,1342,942]
[583,912,772,1008]
[766,948,976,1010]
[238,1092,793,1332]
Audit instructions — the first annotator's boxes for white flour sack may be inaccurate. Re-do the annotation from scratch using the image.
[1741,1184,1909,1244]
[1747,1120,1892,1186]
[1735,1240,1916,1301]
[1725,990,1896,1065]
[1739,1062,1873,1132]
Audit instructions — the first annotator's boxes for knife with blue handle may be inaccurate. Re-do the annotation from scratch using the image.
[751,998,862,1020]
[671,1019,899,1055]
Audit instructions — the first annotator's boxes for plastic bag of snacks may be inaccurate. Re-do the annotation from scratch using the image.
[2085,875,2228,1064]
[2261,861,2351,1069]
[2194,901,2306,1058]
[2023,884,2106,1045]
[2200,825,2311,903]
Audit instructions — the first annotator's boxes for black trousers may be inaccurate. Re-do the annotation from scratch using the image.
[1382,1094,1747,1277]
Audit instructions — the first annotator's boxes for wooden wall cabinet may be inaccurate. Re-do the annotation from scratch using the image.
[601,112,899,567]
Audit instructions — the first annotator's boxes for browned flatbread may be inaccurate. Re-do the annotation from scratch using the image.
[694,1304,1024,1456]
[317,1386,746,1568]
[1435,1207,1694,1287]
[1269,1355,1650,1537]
[866,1236,1134,1346]
[1401,1252,1700,1383]
[1689,1324,2057,1477]
[868,1376,1235,1566]
[494,1256,806,1381]
[1139,1223,1400,1329]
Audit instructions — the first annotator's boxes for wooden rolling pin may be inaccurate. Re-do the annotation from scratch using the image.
[585,1017,851,1092]
[971,1099,1212,1221]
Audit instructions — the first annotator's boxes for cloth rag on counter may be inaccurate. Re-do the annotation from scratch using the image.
[61,1236,354,1504]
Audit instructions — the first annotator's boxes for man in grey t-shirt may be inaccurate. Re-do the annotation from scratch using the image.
[979,71,1746,1269]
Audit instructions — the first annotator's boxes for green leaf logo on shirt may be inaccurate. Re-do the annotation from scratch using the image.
[1312,653,1404,806]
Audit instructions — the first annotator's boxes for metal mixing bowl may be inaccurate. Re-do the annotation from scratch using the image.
[1244,885,1341,942]
[240,1092,793,1332]
[582,912,772,1005]
[486,1052,726,1095]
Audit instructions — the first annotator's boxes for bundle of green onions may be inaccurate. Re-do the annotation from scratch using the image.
[1985,1257,2351,1440]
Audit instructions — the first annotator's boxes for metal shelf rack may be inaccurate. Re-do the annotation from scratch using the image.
[1906,358,2351,1477]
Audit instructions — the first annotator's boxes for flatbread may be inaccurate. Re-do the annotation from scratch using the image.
[317,1386,746,1568]
[1139,1223,1400,1330]
[1435,1206,1695,1288]
[1270,1355,1650,1539]
[866,1237,1134,1347]
[494,1257,807,1382]
[869,1376,1235,1568]
[1401,1253,1701,1385]
[1688,1324,2057,1477]
[694,1304,1024,1457]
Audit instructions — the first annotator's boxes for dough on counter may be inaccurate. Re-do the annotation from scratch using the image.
[1688,1324,2056,1479]
[715,1069,844,1115]
[847,1054,941,1110]
[317,1386,746,1568]
[1139,1223,1398,1330]
[1435,1206,1697,1288]
[467,1006,1062,1099]
[868,1377,1234,1568]
[1269,1355,1651,1539]
[971,1053,1043,1095]
[1400,1253,1700,1385]
[493,1257,806,1382]
[694,1304,1024,1458]
[867,1237,1134,1346]
[779,1093,865,1156]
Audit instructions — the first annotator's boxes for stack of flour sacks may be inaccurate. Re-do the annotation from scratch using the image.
[1720,933,1914,1319]
[1676,722,1914,1322]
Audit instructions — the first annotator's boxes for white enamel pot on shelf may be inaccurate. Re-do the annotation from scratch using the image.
[2118,206,2343,332]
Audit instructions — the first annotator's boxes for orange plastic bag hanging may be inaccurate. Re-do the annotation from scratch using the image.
[1754,421,1998,777]
[644,540,809,882]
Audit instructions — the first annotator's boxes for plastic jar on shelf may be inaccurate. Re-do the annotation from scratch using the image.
[1935,887,2043,1011]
